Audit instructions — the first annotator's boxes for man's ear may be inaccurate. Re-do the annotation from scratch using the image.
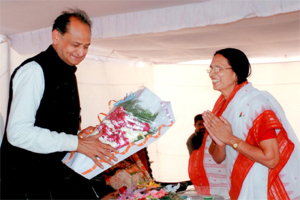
[52,29,60,45]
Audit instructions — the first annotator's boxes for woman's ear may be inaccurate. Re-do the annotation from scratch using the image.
[233,73,238,84]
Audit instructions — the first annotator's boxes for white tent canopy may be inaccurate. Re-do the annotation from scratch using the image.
[1,0,300,182]
[1,0,299,62]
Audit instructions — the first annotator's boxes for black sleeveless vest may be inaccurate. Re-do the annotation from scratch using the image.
[1,45,81,189]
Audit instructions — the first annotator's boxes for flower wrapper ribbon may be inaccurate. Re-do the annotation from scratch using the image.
[62,87,175,179]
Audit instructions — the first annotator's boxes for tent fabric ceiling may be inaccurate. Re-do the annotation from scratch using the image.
[92,11,300,63]
[0,0,209,36]
[1,0,300,63]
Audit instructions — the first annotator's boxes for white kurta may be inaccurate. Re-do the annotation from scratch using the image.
[6,61,78,153]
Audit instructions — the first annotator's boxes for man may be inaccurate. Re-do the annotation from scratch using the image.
[1,9,118,199]
[186,114,205,155]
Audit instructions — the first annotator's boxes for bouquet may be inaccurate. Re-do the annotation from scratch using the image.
[110,181,191,200]
[62,87,175,179]
[94,93,160,149]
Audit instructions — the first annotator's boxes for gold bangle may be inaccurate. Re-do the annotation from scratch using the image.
[233,138,242,150]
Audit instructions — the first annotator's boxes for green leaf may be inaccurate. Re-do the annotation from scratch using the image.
[117,99,159,123]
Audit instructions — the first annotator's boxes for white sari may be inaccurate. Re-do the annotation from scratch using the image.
[221,83,300,200]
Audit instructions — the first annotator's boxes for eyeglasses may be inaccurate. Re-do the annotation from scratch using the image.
[206,67,232,74]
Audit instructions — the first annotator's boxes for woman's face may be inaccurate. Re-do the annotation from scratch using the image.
[209,54,238,99]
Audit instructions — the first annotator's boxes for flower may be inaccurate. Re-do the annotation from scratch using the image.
[147,189,168,198]
[115,182,187,200]
[119,186,128,194]
[97,106,152,149]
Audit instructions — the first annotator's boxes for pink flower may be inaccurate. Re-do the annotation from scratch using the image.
[147,189,168,198]
[100,123,129,148]
[126,119,150,132]
[109,107,128,129]
[99,106,152,149]
[100,124,113,137]
[109,107,126,120]
[111,118,127,129]
[132,192,145,199]
[142,123,150,132]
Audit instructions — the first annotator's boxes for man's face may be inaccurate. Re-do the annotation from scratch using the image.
[194,120,205,133]
[52,17,91,66]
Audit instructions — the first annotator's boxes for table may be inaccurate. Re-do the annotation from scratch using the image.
[177,186,230,200]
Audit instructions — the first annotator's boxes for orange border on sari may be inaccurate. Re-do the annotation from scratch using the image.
[229,109,294,200]
[188,81,248,195]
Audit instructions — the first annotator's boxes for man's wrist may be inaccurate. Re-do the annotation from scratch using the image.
[68,134,79,151]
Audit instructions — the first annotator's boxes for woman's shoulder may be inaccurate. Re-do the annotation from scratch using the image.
[240,83,275,104]
[238,83,284,116]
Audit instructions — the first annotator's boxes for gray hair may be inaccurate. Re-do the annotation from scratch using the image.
[52,8,92,35]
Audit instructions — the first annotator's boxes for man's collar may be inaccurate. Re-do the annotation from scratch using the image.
[46,45,77,73]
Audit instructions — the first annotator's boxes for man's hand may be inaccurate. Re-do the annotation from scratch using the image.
[76,126,119,169]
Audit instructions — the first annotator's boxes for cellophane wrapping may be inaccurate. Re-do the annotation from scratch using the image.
[62,87,175,179]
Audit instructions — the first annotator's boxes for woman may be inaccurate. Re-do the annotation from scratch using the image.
[202,48,300,199]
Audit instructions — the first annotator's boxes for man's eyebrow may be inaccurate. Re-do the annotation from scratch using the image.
[71,42,90,46]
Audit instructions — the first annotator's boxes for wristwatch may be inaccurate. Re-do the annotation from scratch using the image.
[233,138,242,149]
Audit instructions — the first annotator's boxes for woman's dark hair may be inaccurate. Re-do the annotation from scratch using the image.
[194,114,203,124]
[214,48,252,84]
[52,8,92,35]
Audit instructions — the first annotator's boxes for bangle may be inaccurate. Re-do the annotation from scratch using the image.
[233,138,242,150]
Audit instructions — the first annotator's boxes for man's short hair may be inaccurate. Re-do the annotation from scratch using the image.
[194,114,203,124]
[52,8,92,35]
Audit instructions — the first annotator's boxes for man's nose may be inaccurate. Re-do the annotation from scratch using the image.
[77,47,84,56]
